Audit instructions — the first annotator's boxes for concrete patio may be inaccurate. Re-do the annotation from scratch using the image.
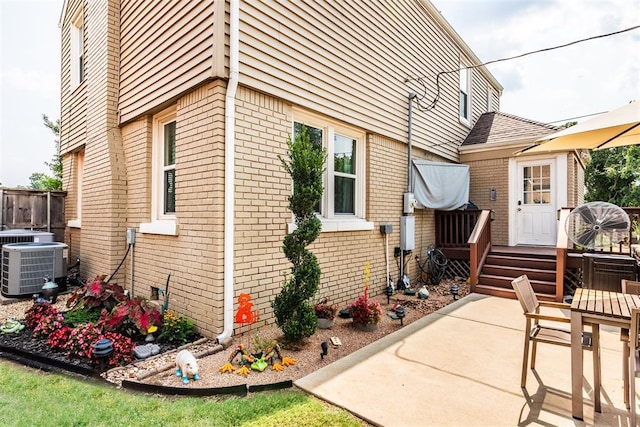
[295,293,634,426]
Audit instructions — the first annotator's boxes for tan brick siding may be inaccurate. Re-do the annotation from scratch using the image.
[466,158,510,245]
[110,84,436,338]
[119,81,227,338]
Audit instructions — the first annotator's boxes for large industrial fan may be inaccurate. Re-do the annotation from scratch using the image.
[565,201,630,250]
[566,201,635,292]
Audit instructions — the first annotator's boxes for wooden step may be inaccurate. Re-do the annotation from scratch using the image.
[477,274,556,295]
[485,254,556,270]
[481,265,556,282]
[474,284,556,302]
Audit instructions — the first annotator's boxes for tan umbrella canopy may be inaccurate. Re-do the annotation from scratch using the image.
[519,101,640,154]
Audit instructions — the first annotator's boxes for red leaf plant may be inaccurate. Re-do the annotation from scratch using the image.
[348,294,382,325]
[100,296,162,337]
[66,276,128,312]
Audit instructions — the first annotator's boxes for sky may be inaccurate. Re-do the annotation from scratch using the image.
[0,0,638,188]
[433,0,640,124]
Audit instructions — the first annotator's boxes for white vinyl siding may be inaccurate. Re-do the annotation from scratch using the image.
[118,0,219,124]
[59,0,87,155]
[239,0,501,162]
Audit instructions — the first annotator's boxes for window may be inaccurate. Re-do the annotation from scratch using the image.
[140,106,177,235]
[292,111,373,232]
[70,8,84,89]
[68,150,84,228]
[523,165,551,205]
[486,86,495,112]
[459,63,471,125]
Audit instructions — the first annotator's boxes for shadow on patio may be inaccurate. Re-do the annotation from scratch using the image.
[295,293,633,426]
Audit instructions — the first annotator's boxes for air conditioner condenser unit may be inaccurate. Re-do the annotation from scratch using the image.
[1,242,68,297]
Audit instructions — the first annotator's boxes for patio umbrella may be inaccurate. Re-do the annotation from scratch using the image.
[519,101,640,154]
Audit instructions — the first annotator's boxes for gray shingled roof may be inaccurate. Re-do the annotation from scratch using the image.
[461,111,559,146]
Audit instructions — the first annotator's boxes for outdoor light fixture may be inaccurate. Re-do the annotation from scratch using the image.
[93,338,114,372]
[321,342,329,359]
[450,284,459,300]
[385,283,394,304]
[394,305,406,326]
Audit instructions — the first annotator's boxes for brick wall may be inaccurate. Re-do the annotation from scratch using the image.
[63,0,128,282]
[466,158,510,245]
[120,81,226,338]
[114,83,435,337]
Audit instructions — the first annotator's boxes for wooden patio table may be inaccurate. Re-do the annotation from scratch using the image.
[571,287,640,419]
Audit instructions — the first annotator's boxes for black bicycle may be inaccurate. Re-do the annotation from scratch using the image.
[416,245,448,286]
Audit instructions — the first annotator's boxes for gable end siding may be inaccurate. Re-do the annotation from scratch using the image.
[118,0,218,124]
[239,0,500,162]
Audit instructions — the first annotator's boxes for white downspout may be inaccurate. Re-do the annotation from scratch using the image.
[217,0,239,344]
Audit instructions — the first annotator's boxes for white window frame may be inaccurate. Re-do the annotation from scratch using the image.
[290,110,373,233]
[459,62,471,126]
[68,150,84,228]
[70,8,84,90]
[140,106,178,235]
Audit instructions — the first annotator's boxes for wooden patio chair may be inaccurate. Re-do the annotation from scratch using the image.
[511,275,601,411]
[629,307,640,426]
[621,279,640,409]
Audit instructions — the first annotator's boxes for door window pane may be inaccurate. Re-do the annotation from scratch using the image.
[523,165,551,205]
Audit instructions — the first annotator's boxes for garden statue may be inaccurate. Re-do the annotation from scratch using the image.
[219,343,296,375]
[175,349,200,384]
[235,293,257,324]
[219,344,255,376]
[0,318,24,334]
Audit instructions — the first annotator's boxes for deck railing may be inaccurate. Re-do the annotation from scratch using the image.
[468,210,492,293]
[435,209,482,248]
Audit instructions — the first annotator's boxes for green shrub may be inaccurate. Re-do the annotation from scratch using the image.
[157,309,196,345]
[63,309,101,327]
[272,125,326,342]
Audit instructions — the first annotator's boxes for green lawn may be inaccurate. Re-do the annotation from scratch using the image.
[0,360,366,427]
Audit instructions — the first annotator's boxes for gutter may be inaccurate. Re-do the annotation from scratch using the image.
[217,0,239,345]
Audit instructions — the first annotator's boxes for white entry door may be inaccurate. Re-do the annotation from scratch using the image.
[516,161,557,246]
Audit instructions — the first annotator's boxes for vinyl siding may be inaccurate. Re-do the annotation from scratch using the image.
[239,0,501,162]
[59,0,87,155]
[118,0,219,124]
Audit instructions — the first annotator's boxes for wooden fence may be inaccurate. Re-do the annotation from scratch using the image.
[0,188,66,242]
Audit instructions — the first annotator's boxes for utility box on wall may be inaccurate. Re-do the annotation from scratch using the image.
[400,216,415,251]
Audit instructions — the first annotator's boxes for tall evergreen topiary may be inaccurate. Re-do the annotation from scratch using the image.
[272,126,326,342]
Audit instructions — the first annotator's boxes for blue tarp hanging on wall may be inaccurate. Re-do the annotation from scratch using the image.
[411,160,470,211]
